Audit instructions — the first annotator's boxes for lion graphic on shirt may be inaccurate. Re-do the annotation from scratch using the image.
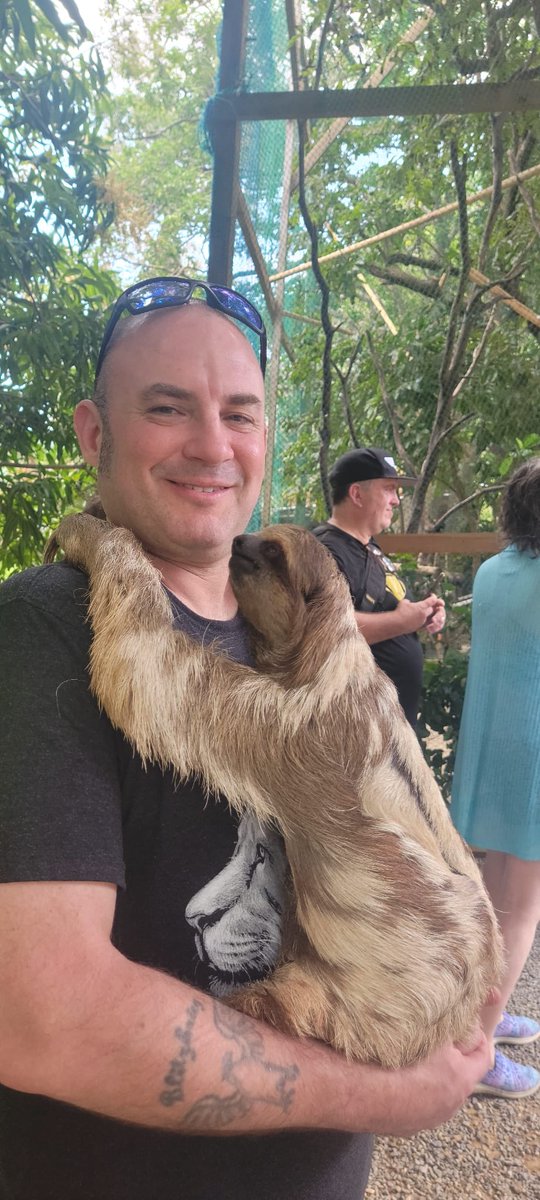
[185,815,288,998]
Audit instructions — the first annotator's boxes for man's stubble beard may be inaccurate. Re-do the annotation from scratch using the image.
[97,407,114,476]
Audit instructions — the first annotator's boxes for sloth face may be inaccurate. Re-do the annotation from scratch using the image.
[229,525,335,648]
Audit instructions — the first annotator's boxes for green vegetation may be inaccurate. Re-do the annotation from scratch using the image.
[0,0,117,570]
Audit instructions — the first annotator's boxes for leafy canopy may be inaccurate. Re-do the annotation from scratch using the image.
[0,0,118,574]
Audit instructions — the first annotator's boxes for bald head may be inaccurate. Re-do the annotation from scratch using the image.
[94,302,262,408]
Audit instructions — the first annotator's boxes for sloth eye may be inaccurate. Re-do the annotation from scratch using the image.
[302,585,321,605]
[261,541,283,562]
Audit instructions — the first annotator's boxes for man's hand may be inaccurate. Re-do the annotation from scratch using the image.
[361,1027,490,1138]
[394,594,443,635]
[356,594,446,643]
[423,595,446,634]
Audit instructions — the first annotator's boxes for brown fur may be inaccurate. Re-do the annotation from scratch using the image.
[47,514,503,1068]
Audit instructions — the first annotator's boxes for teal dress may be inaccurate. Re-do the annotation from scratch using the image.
[451,545,540,860]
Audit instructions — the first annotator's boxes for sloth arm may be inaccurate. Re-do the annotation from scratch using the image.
[0,878,491,1138]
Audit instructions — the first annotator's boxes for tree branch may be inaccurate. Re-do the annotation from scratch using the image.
[509,148,540,238]
[296,119,335,513]
[313,0,337,90]
[430,484,506,532]
[450,309,496,403]
[365,331,417,476]
[331,341,361,448]
[427,412,475,461]
[438,141,470,396]
[478,113,505,273]
[121,116,200,143]
[364,262,441,299]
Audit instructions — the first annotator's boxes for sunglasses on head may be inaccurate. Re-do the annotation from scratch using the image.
[94,275,267,387]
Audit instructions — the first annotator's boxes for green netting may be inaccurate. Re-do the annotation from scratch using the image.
[226,0,540,532]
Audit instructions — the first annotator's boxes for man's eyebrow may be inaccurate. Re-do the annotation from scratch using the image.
[224,393,263,407]
[140,384,262,407]
[140,384,196,402]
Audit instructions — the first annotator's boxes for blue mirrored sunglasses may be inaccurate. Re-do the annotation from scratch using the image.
[94,275,267,387]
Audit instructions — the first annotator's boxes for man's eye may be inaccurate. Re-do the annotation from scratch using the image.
[226,412,254,425]
[149,406,183,416]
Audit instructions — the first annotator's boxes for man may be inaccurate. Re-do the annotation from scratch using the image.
[313,447,446,726]
[0,279,490,1200]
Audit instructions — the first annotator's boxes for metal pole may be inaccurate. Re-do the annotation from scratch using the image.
[207,0,249,284]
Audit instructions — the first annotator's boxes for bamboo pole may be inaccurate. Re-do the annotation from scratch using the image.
[468,266,540,328]
[268,163,540,282]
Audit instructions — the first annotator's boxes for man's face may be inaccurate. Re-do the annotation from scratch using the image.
[357,477,401,535]
[74,305,266,566]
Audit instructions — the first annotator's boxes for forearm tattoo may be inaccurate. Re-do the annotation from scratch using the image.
[160,999,299,1128]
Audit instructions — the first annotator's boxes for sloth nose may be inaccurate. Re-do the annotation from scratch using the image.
[231,534,260,565]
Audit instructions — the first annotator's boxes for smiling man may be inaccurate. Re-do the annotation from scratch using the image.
[0,281,489,1200]
[313,447,446,726]
[75,301,266,616]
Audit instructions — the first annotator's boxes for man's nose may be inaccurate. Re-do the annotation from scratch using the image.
[183,414,234,462]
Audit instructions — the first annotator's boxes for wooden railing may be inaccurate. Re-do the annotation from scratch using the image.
[378,533,501,556]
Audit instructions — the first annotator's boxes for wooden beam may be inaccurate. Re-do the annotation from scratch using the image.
[207,79,540,125]
[207,0,249,285]
[285,0,306,97]
[262,120,296,525]
[236,188,295,361]
[378,532,502,555]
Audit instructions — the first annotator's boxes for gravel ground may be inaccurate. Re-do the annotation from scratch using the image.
[365,928,540,1200]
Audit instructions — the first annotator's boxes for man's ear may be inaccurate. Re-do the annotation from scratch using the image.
[348,482,364,509]
[73,399,103,468]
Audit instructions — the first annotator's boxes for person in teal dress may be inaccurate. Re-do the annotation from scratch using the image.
[451,458,540,1099]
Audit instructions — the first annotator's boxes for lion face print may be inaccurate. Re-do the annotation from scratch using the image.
[185,815,288,997]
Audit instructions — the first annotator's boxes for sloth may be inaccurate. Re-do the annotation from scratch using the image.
[47,512,502,1069]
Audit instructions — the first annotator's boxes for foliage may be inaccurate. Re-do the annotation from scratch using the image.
[0,0,87,47]
[263,0,540,529]
[418,649,469,803]
[0,0,118,575]
[96,0,221,277]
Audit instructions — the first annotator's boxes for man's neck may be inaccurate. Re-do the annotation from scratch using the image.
[147,553,238,621]
[327,513,372,546]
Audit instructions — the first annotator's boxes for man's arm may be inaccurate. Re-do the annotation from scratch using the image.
[356,594,445,644]
[0,879,490,1139]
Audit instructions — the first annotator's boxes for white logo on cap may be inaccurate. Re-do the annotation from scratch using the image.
[384,456,397,470]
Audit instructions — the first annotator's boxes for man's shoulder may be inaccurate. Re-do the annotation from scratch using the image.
[0,561,90,627]
[312,522,368,562]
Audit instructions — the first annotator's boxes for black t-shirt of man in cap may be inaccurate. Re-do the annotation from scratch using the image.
[313,448,445,727]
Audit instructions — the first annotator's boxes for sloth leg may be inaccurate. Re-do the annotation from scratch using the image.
[225,961,350,1055]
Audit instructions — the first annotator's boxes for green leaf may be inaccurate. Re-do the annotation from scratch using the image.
[58,0,88,36]
[12,0,35,51]
[33,0,70,42]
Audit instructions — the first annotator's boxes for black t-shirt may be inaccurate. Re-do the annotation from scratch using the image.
[313,523,423,726]
[0,562,372,1200]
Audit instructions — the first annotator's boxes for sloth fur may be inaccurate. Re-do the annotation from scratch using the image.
[47,513,502,1069]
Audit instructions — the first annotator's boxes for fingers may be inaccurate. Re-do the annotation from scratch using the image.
[455,1025,487,1055]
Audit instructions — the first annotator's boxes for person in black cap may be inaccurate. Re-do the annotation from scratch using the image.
[313,447,445,727]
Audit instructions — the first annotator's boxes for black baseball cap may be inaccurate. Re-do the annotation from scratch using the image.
[329,447,417,494]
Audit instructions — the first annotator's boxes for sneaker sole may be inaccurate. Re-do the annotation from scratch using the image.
[473,1078,540,1100]
[494,1031,540,1046]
